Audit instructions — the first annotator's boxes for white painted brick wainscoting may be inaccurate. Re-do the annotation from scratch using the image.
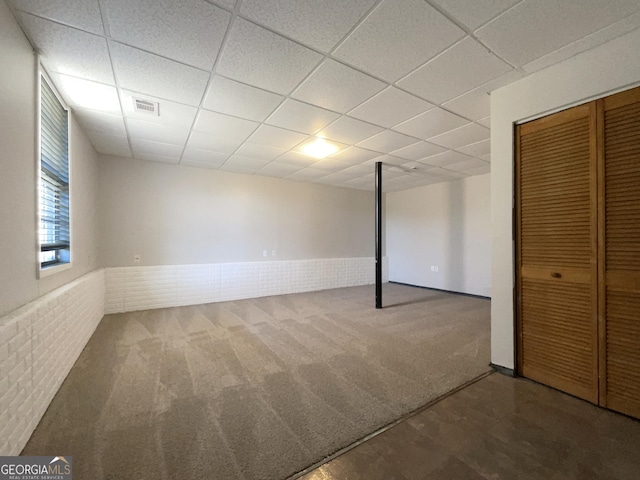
[0,269,105,456]
[0,258,387,455]
[105,257,388,314]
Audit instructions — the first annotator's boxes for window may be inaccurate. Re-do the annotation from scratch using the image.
[39,74,70,272]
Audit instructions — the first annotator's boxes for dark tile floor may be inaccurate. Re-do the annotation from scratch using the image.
[296,373,640,480]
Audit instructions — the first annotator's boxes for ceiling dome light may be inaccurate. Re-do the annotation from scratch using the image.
[301,138,338,159]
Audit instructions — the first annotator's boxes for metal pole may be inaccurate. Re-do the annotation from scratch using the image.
[375,161,382,309]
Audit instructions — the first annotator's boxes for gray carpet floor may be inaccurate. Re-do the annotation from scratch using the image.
[24,283,491,480]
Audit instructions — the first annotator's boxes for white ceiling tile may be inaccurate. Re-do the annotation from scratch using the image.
[291,59,386,113]
[135,153,180,164]
[240,0,377,52]
[18,13,113,84]
[477,116,491,128]
[206,0,235,10]
[120,90,198,128]
[256,162,302,178]
[340,164,372,177]
[223,155,271,170]
[428,123,489,149]
[235,143,287,161]
[72,108,126,136]
[110,42,209,106]
[390,142,448,160]
[442,88,490,120]
[348,87,434,128]
[248,125,308,150]
[445,157,490,172]
[357,129,419,153]
[476,0,640,66]
[457,139,490,157]
[393,108,468,139]
[52,73,121,115]
[187,131,244,154]
[521,11,640,73]
[181,148,229,166]
[104,0,230,70]
[420,150,473,167]
[127,118,190,145]
[286,168,330,181]
[193,110,259,140]
[203,76,284,122]
[8,0,104,34]
[275,151,319,168]
[429,0,520,30]
[442,69,523,120]
[398,37,512,104]
[266,99,340,134]
[333,0,464,81]
[85,131,131,157]
[329,146,381,164]
[308,157,351,172]
[217,18,322,95]
[131,138,183,159]
[318,117,383,144]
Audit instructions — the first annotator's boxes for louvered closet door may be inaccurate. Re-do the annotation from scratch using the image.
[601,87,640,418]
[516,103,598,403]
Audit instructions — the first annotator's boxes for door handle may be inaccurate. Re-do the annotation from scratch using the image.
[551,272,562,278]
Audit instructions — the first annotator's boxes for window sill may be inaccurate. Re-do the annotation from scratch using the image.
[39,262,72,279]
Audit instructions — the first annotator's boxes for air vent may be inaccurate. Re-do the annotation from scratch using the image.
[133,98,159,116]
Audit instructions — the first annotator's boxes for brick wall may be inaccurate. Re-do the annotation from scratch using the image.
[0,270,105,455]
[105,257,388,314]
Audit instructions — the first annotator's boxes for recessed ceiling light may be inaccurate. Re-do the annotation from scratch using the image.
[301,138,338,159]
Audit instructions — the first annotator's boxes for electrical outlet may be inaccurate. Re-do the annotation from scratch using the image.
[263,250,268,257]
[435,266,439,272]
[430,266,435,272]
[272,250,277,257]
[134,255,141,263]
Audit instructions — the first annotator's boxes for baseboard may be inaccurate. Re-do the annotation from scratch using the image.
[490,363,516,377]
[388,281,491,300]
[105,257,389,314]
[0,269,105,456]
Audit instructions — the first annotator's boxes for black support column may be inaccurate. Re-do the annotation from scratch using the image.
[375,161,382,309]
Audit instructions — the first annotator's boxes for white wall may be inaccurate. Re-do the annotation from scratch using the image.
[387,174,491,297]
[98,155,374,267]
[0,0,100,317]
[491,28,640,370]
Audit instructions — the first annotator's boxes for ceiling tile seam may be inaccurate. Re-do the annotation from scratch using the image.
[9,6,217,75]
[469,0,526,34]
[8,7,106,37]
[202,0,235,14]
[179,0,244,167]
[422,0,524,73]
[324,0,386,55]
[96,0,134,159]
[106,38,213,73]
[229,5,482,133]
[521,17,640,74]
[204,3,359,169]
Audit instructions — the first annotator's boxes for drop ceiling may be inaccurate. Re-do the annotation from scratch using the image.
[9,0,640,192]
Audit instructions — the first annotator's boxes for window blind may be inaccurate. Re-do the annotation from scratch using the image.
[40,76,70,266]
